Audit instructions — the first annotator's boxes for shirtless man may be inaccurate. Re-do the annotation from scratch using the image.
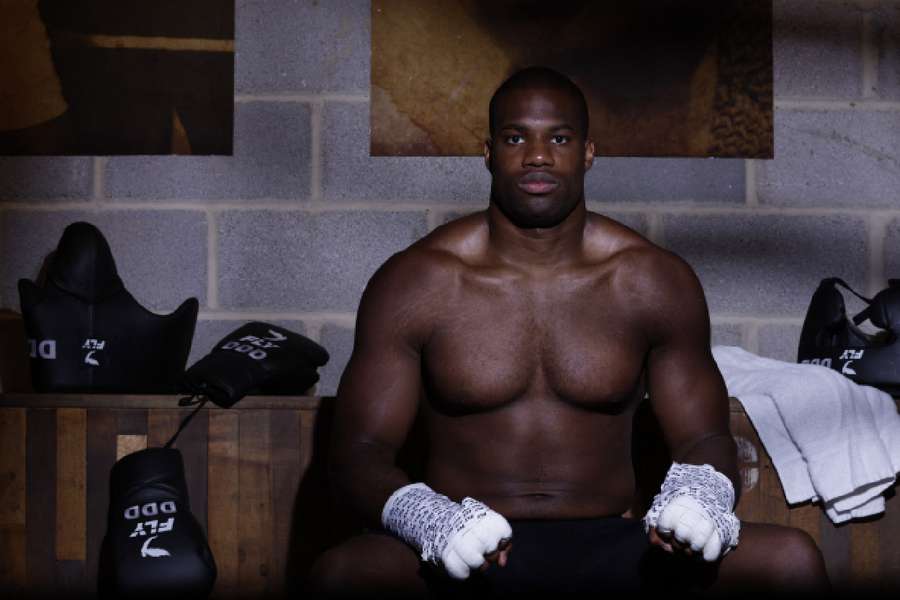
[308,67,829,596]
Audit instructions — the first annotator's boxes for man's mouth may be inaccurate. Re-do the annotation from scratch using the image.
[517,172,559,195]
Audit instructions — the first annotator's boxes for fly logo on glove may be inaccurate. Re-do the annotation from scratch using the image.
[382,483,513,579]
[643,462,741,562]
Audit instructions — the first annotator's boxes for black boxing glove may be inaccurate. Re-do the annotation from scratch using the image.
[181,322,329,408]
[99,448,216,599]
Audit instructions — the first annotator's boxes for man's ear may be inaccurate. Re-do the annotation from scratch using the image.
[484,139,493,173]
[584,139,595,171]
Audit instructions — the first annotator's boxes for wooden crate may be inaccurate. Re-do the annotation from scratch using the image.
[1,394,899,597]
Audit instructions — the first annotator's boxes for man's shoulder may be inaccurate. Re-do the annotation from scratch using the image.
[585,215,700,306]
[367,212,485,299]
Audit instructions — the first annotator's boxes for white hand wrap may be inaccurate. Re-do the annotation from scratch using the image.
[643,463,741,561]
[381,483,513,579]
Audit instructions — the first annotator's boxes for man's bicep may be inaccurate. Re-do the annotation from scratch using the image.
[334,332,422,451]
[331,253,432,457]
[644,261,730,459]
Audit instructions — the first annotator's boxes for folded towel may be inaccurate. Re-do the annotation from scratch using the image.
[712,345,900,523]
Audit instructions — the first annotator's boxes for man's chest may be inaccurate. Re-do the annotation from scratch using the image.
[421,278,647,412]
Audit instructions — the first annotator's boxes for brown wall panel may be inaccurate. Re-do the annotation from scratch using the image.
[238,410,272,595]
[86,409,117,596]
[56,408,87,562]
[26,409,56,594]
[208,411,240,598]
[0,408,27,592]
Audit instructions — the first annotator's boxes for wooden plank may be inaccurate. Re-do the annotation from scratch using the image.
[86,410,117,597]
[26,409,56,595]
[116,435,148,461]
[849,517,882,587]
[0,394,323,410]
[56,408,87,562]
[238,410,272,596]
[879,488,900,587]
[269,409,302,594]
[208,412,240,598]
[55,559,87,596]
[818,513,851,588]
[0,408,27,592]
[178,408,209,532]
[148,409,183,449]
[116,409,148,436]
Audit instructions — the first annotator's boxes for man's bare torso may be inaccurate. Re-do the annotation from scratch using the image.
[403,210,662,520]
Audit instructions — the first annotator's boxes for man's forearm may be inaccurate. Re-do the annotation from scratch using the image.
[329,443,413,527]
[675,432,741,505]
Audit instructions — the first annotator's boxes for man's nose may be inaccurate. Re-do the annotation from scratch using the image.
[523,140,553,167]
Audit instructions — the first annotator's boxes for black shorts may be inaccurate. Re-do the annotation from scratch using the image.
[422,516,720,597]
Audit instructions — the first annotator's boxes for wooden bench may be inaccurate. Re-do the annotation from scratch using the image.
[1,393,899,597]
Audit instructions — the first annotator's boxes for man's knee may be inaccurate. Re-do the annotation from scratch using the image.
[769,528,827,584]
[306,534,426,597]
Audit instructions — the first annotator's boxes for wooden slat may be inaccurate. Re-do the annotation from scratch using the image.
[116,409,148,436]
[0,408,27,592]
[177,409,209,532]
[148,409,183,449]
[238,410,272,596]
[116,435,148,461]
[86,410,117,596]
[26,409,56,595]
[56,408,87,562]
[208,412,240,598]
[879,489,900,585]
[270,410,302,594]
[818,513,851,587]
[849,517,882,587]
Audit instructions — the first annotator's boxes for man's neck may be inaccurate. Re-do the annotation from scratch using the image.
[486,201,587,269]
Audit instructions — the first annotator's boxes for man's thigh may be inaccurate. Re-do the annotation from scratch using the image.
[306,532,429,597]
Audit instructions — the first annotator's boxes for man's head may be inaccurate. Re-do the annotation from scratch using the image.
[485,67,595,230]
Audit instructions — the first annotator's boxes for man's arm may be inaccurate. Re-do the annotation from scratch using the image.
[328,249,434,527]
[628,248,740,559]
[640,251,738,494]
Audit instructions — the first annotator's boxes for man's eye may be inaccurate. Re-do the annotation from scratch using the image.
[506,135,524,144]
[551,135,569,144]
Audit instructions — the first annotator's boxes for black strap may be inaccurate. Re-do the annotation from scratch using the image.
[163,395,209,449]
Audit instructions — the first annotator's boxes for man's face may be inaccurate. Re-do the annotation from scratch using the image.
[485,86,594,229]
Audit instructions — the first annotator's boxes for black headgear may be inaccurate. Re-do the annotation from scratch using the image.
[18,221,198,393]
[798,278,900,396]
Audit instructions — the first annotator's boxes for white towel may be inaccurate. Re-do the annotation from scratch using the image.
[711,345,900,523]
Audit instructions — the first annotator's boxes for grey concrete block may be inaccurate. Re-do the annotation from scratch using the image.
[874,3,900,99]
[318,323,355,397]
[105,103,311,201]
[758,323,803,363]
[584,158,745,204]
[236,0,369,94]
[661,214,868,316]
[758,109,900,207]
[217,210,428,311]
[322,102,491,202]
[774,0,863,98]
[187,318,308,368]
[884,218,900,281]
[711,323,745,349]
[0,158,93,200]
[1,210,207,312]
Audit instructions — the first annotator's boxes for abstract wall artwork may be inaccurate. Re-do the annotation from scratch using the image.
[0,0,234,155]
[372,0,772,158]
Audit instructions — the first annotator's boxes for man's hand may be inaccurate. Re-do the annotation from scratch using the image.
[441,498,513,579]
[648,495,723,561]
[643,463,740,562]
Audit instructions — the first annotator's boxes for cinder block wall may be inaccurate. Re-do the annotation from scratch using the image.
[1,0,898,396]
